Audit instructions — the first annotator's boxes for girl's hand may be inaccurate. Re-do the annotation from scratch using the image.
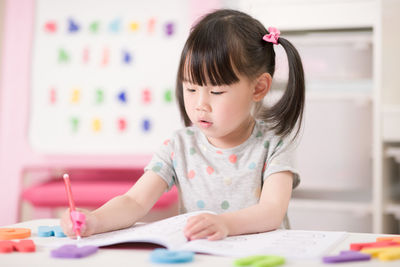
[60,208,97,238]
[183,213,229,241]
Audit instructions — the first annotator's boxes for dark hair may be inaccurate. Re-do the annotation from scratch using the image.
[175,9,305,138]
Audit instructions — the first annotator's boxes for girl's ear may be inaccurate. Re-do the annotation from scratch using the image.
[253,73,272,102]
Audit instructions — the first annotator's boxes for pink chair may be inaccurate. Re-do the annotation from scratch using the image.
[21,169,179,221]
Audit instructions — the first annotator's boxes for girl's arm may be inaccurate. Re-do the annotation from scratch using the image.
[221,171,293,235]
[92,170,168,234]
[61,170,168,237]
[184,171,293,240]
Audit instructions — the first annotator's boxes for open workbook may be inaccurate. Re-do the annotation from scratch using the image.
[51,211,346,259]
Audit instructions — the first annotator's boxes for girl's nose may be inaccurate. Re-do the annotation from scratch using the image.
[195,94,211,112]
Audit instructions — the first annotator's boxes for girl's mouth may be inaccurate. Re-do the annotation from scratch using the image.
[198,120,213,128]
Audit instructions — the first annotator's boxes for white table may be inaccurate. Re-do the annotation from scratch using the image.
[1,219,400,267]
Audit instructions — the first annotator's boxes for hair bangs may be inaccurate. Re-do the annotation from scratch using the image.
[178,33,242,86]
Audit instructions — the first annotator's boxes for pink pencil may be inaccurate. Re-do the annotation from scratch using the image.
[63,173,81,240]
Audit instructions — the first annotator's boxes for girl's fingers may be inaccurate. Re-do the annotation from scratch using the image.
[63,221,75,237]
[190,227,215,240]
[191,219,212,235]
[184,217,210,236]
[185,220,216,240]
[80,223,91,237]
[60,208,90,237]
[185,215,203,228]
[207,231,225,241]
[184,216,200,232]
[60,210,74,236]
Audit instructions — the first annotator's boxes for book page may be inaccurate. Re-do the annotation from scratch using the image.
[50,211,210,249]
[50,212,346,260]
[182,229,347,259]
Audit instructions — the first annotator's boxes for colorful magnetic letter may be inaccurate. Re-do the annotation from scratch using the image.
[234,255,285,267]
[101,47,110,66]
[322,250,371,263]
[129,21,139,32]
[109,18,121,33]
[0,240,35,253]
[58,48,69,63]
[379,249,400,261]
[71,89,80,103]
[362,246,400,261]
[118,90,127,103]
[150,248,194,264]
[142,88,151,104]
[0,241,13,253]
[122,51,132,64]
[89,21,100,33]
[164,22,175,36]
[350,241,400,251]
[51,244,98,258]
[82,47,89,63]
[71,117,79,132]
[376,236,400,243]
[118,118,127,131]
[44,21,57,33]
[0,228,31,240]
[95,89,104,104]
[147,18,156,34]
[142,119,151,132]
[38,226,66,238]
[49,87,57,104]
[164,89,172,102]
[68,18,80,33]
[92,118,102,132]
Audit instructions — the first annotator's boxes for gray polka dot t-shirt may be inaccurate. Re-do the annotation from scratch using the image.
[144,120,300,214]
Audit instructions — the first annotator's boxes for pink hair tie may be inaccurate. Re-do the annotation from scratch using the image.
[263,27,280,45]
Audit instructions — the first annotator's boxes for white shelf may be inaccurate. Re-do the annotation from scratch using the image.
[239,0,376,31]
[290,198,372,215]
[270,80,373,104]
[386,147,400,163]
[241,0,400,234]
[385,203,400,220]
[306,80,373,94]
[285,31,373,46]
[382,106,400,142]
[305,90,372,102]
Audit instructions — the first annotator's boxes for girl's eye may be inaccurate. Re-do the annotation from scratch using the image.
[186,88,196,93]
[211,91,225,95]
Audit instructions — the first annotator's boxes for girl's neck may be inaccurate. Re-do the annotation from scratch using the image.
[206,117,256,149]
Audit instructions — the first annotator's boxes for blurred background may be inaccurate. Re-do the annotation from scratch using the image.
[0,0,399,234]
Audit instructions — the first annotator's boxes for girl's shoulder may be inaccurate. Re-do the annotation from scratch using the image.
[255,120,278,139]
[255,119,299,148]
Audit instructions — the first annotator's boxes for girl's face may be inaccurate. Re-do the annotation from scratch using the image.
[183,75,257,149]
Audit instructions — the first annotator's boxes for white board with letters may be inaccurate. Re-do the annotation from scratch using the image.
[29,0,189,154]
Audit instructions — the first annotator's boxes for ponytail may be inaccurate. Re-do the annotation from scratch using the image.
[258,37,305,139]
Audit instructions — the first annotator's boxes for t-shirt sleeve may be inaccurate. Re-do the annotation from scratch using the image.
[263,136,300,189]
[144,138,177,191]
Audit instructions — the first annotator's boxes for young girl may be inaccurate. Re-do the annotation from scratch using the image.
[61,9,305,241]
